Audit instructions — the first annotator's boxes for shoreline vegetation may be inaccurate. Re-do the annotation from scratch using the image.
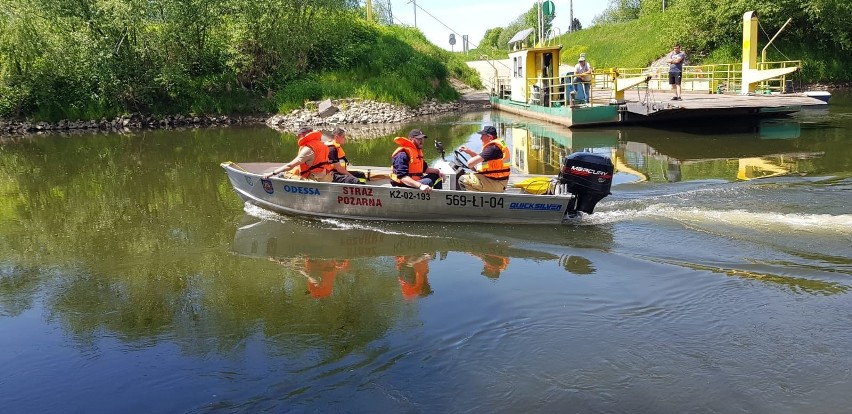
[0,97,489,138]
[2,83,848,138]
[2,2,849,138]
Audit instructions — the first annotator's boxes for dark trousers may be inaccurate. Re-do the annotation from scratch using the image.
[332,172,361,184]
[390,173,442,189]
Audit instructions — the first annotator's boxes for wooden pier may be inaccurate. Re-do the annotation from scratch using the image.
[491,89,828,129]
[614,90,827,124]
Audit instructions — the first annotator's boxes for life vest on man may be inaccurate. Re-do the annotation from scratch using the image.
[297,131,331,177]
[476,139,511,180]
[390,137,425,185]
[326,141,349,167]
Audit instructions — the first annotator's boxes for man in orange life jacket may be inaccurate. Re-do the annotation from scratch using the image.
[262,127,333,181]
[390,129,443,192]
[326,127,366,184]
[457,125,511,192]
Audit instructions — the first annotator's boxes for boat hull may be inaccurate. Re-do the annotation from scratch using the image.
[222,162,580,224]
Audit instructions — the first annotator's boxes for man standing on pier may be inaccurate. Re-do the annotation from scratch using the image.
[667,43,686,101]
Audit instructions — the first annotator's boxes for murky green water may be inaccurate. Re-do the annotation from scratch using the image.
[1,92,851,413]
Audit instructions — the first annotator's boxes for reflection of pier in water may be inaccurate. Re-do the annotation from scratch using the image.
[492,113,621,178]
[494,115,824,183]
[617,119,823,182]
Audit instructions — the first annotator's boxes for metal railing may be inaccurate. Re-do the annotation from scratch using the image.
[489,60,800,104]
[612,60,800,94]
[493,74,597,107]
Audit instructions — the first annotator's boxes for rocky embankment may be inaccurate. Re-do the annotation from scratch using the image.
[0,114,268,135]
[1,94,490,137]
[266,98,487,133]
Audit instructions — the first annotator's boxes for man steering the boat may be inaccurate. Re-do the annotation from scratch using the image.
[390,129,443,192]
[457,126,510,193]
[262,127,333,181]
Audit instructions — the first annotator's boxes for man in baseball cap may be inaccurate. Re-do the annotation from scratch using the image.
[457,125,510,192]
[390,128,443,192]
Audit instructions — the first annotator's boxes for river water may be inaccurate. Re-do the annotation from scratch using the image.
[1,92,851,413]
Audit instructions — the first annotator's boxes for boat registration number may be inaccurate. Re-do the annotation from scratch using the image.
[445,194,505,209]
[389,189,431,201]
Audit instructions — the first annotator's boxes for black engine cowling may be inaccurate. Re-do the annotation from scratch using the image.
[557,152,614,215]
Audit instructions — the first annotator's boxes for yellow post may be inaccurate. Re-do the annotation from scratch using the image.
[366,0,373,21]
[741,11,798,94]
[741,11,759,94]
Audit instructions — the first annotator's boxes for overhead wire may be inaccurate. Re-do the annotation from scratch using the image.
[758,20,792,61]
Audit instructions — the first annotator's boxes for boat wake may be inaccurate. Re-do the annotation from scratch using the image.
[318,218,434,239]
[593,203,852,235]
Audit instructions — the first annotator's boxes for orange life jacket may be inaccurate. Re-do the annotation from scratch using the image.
[297,131,331,177]
[390,137,425,184]
[477,139,511,180]
[326,141,349,167]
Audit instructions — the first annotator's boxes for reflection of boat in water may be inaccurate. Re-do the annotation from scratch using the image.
[232,215,568,262]
[232,214,612,299]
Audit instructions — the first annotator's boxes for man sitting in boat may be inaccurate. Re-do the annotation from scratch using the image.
[326,127,366,184]
[457,126,511,192]
[262,127,333,181]
[390,129,443,192]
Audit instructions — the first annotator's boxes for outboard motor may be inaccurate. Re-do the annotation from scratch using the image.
[557,152,614,215]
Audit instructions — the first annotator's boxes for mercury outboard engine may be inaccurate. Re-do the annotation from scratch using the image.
[557,152,614,215]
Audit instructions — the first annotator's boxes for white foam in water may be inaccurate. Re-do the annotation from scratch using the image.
[243,203,290,223]
[608,203,852,235]
[319,218,433,238]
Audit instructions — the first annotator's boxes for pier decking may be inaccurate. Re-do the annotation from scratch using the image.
[616,90,826,124]
[491,90,827,128]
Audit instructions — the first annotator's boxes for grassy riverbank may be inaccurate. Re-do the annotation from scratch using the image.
[0,2,480,123]
[3,1,849,124]
[469,2,851,84]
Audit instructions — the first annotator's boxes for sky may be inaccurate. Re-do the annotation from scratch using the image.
[385,0,609,51]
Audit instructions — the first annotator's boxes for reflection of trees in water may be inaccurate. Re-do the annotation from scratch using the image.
[0,130,402,358]
[0,266,40,317]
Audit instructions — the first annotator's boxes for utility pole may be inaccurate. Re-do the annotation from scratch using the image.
[569,0,574,32]
[366,0,372,22]
[537,0,543,44]
[408,0,417,27]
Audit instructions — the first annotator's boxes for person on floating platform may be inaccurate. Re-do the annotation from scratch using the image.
[457,126,510,193]
[572,53,593,104]
[390,129,443,192]
[263,127,333,181]
[326,127,366,184]
[667,43,687,101]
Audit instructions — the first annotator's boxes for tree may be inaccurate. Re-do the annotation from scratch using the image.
[570,18,583,32]
[592,0,641,25]
[481,27,504,49]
